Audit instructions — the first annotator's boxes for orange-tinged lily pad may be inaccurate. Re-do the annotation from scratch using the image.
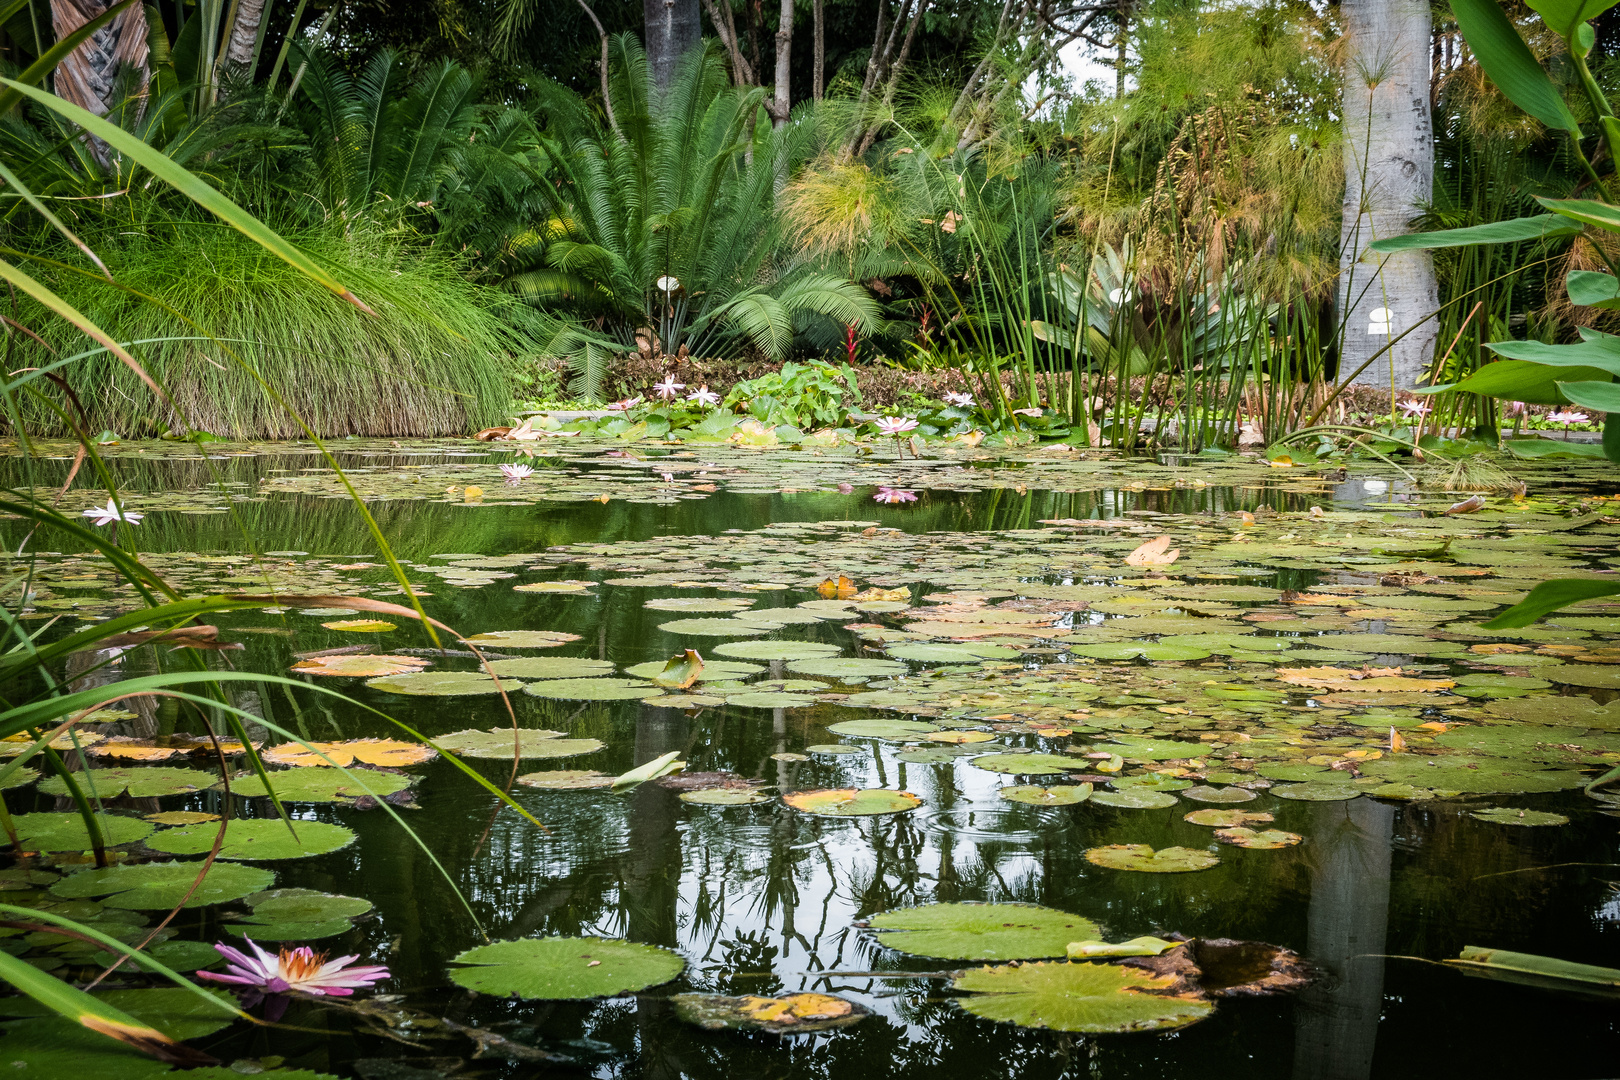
[291,654,429,678]
[782,788,922,817]
[262,738,438,768]
[1274,667,1455,693]
[673,992,867,1034]
[321,619,396,632]
[88,738,182,762]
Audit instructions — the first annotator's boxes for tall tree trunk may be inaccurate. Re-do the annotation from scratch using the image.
[49,0,150,117]
[770,0,792,127]
[224,0,267,69]
[645,0,700,90]
[812,0,823,100]
[1338,0,1438,392]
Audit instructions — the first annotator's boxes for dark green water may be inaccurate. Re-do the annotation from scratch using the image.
[1,448,1617,1079]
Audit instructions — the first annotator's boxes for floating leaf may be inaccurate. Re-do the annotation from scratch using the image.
[1068,643,1212,661]
[1065,937,1179,959]
[145,819,357,861]
[927,730,995,745]
[1090,789,1180,809]
[1275,667,1456,693]
[1359,755,1587,794]
[1125,536,1180,567]
[1469,807,1570,826]
[999,784,1093,805]
[51,861,275,909]
[951,961,1212,1032]
[786,657,908,679]
[320,619,395,632]
[826,719,940,739]
[1181,786,1257,804]
[1214,827,1302,849]
[782,788,922,817]
[679,788,770,805]
[1447,946,1620,992]
[886,643,1020,662]
[644,597,756,612]
[291,654,428,678]
[672,992,866,1034]
[867,903,1100,960]
[484,657,616,679]
[521,677,665,701]
[460,631,581,648]
[1184,809,1274,828]
[261,739,436,768]
[225,887,373,941]
[517,770,614,790]
[223,767,412,803]
[657,617,776,636]
[807,744,861,755]
[623,658,761,682]
[0,732,103,756]
[713,641,842,661]
[365,671,505,695]
[970,753,1085,776]
[10,813,153,852]
[434,728,604,759]
[1084,845,1219,873]
[612,751,685,791]
[144,811,219,826]
[513,580,592,593]
[86,738,181,762]
[39,767,215,799]
[1269,781,1362,802]
[447,937,685,999]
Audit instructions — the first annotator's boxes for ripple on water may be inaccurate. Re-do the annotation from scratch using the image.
[917,805,1061,843]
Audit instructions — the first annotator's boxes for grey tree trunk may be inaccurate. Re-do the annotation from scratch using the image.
[224,0,267,69]
[644,0,701,90]
[1338,0,1438,392]
[770,0,793,127]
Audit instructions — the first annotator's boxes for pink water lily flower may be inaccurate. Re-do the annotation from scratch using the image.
[82,500,142,527]
[608,396,644,411]
[1502,400,1527,418]
[687,385,721,407]
[874,416,919,437]
[652,375,685,401]
[1548,409,1590,425]
[874,486,918,504]
[198,939,389,1020]
[500,464,534,483]
[943,392,975,408]
[1398,399,1431,418]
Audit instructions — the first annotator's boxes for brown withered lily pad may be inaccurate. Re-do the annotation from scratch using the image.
[654,770,757,792]
[1124,939,1312,998]
[672,992,867,1034]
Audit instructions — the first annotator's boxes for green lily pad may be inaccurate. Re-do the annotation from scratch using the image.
[365,671,506,695]
[88,939,225,974]
[999,784,1093,805]
[867,903,1100,960]
[657,618,776,636]
[434,728,605,759]
[51,860,275,909]
[38,767,216,799]
[782,788,922,817]
[713,641,842,660]
[786,658,908,679]
[145,819,356,861]
[1181,786,1257,804]
[807,743,862,755]
[1435,724,1620,764]
[951,960,1213,1032]
[226,887,373,941]
[460,630,582,648]
[1084,844,1219,872]
[886,643,1020,662]
[1067,643,1212,661]
[222,767,411,803]
[484,657,616,679]
[521,678,665,701]
[643,597,756,612]
[0,985,238,1040]
[447,937,685,999]
[1270,781,1362,801]
[825,719,940,739]
[1214,827,1302,849]
[1469,807,1570,826]
[1095,737,1209,761]
[897,744,994,763]
[1358,755,1588,794]
[11,813,153,852]
[1184,809,1274,827]
[516,770,615,790]
[679,788,771,805]
[1111,774,1193,791]
[1257,763,1330,782]
[724,692,816,709]
[1090,789,1180,809]
[1158,634,1290,654]
[971,753,1087,776]
[622,659,764,682]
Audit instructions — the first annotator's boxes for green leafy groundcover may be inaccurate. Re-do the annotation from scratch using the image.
[867,903,1101,961]
[951,960,1214,1032]
[447,937,685,999]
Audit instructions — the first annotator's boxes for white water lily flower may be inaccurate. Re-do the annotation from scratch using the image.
[874,416,919,437]
[652,375,685,401]
[500,464,534,483]
[82,500,142,527]
[943,392,975,408]
[687,385,721,408]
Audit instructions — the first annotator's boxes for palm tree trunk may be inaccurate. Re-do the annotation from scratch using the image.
[1338,0,1438,392]
[49,0,150,117]
[644,0,700,90]
[224,0,266,69]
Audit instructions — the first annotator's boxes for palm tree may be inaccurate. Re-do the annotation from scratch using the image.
[1338,0,1439,391]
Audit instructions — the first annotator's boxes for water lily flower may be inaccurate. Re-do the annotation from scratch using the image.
[82,500,142,527]
[1398,399,1430,418]
[198,939,388,1020]
[874,416,919,437]
[1011,407,1043,418]
[500,464,534,484]
[874,487,918,504]
[652,375,685,401]
[943,392,975,408]
[1548,409,1590,425]
[687,385,721,407]
[1502,400,1527,418]
[608,396,643,412]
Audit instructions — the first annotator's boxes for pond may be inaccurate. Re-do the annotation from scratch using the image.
[0,439,1617,1079]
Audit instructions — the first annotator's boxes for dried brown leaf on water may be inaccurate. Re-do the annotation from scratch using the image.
[1123,939,1311,998]
[1124,536,1179,567]
[654,649,704,689]
[1445,494,1487,515]
[1274,667,1455,693]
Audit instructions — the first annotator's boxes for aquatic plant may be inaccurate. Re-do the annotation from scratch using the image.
[198,939,389,1018]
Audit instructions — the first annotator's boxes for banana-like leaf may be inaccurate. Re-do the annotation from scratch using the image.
[1450,0,1581,133]
[1524,0,1620,41]
[0,947,216,1066]
[1486,330,1620,374]
[1448,945,1620,994]
[1366,214,1581,253]
[1538,196,1620,232]
[1567,270,1620,308]
[1447,359,1612,404]
[1556,378,1620,413]
[1482,579,1620,628]
[0,77,374,314]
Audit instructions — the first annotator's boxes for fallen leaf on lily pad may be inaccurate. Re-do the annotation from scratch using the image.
[291,654,428,678]
[1125,535,1180,567]
[651,649,704,688]
[782,788,922,817]
[951,960,1212,1032]
[673,992,866,1034]
[1084,844,1219,873]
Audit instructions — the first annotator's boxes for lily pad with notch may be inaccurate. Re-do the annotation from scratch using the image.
[782,788,922,817]
[1085,844,1219,873]
[435,728,605,759]
[867,902,1101,961]
[521,678,665,701]
[146,819,356,861]
[447,937,685,999]
[484,657,616,679]
[672,992,867,1034]
[10,812,153,852]
[222,767,412,803]
[51,860,275,909]
[225,887,373,941]
[39,767,216,799]
[999,784,1093,805]
[950,960,1213,1033]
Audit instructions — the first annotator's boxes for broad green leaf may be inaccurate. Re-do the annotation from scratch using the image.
[781,788,922,816]
[1482,578,1620,628]
[433,727,604,759]
[999,783,1093,805]
[1448,946,1620,992]
[222,766,412,803]
[1084,844,1219,873]
[1539,195,1620,232]
[1567,270,1620,308]
[1556,378,1620,413]
[11,813,153,852]
[867,903,1101,960]
[145,819,356,861]
[1367,214,1581,253]
[39,767,216,799]
[1468,807,1569,826]
[1449,359,1613,404]
[951,960,1213,1032]
[51,861,275,909]
[447,937,684,999]
[1450,0,1581,132]
[1525,0,1620,42]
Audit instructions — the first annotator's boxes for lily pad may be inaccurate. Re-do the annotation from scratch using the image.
[223,767,412,803]
[460,631,582,648]
[951,960,1213,1032]
[725,692,816,709]
[226,887,373,941]
[999,784,1093,805]
[657,617,775,636]
[1184,809,1274,827]
[1214,827,1302,849]
[261,739,436,768]
[971,753,1089,776]
[1358,756,1588,794]
[365,671,506,695]
[807,743,862,755]
[1084,844,1219,873]
[435,728,605,759]
[713,641,842,660]
[51,860,275,909]
[886,643,1020,662]
[447,937,685,999]
[144,811,219,826]
[10,813,153,852]
[672,992,866,1034]
[782,788,922,817]
[786,657,908,679]
[291,654,427,677]
[1269,781,1362,801]
[623,659,763,682]
[517,770,614,790]
[521,678,665,701]
[679,788,771,805]
[926,730,996,744]
[484,656,616,679]
[644,597,756,612]
[1067,643,1212,661]
[1090,789,1180,809]
[320,619,396,632]
[825,718,940,739]
[867,903,1100,960]
[1181,786,1257,804]
[39,767,215,799]
[1469,807,1570,826]
[145,819,357,861]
